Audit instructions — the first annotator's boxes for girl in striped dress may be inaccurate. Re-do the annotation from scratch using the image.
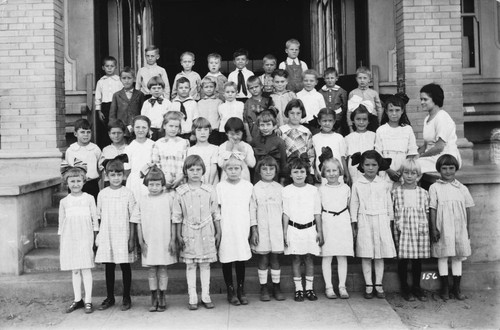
[392,159,430,302]
[279,99,315,184]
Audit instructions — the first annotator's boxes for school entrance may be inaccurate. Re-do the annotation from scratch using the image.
[98,0,369,80]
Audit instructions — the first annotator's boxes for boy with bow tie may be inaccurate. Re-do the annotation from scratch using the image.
[140,76,172,141]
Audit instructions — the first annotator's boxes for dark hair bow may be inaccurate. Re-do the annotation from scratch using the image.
[60,158,87,176]
[351,150,392,173]
[101,154,129,171]
[318,146,334,172]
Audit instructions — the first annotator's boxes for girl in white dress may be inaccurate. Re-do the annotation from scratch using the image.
[250,156,285,301]
[375,94,418,186]
[318,147,354,299]
[218,117,256,182]
[152,111,190,190]
[350,150,396,299]
[216,155,254,306]
[95,156,136,311]
[132,166,177,312]
[282,157,323,302]
[59,162,99,314]
[345,105,376,184]
[312,108,350,185]
[187,117,219,185]
[125,115,154,200]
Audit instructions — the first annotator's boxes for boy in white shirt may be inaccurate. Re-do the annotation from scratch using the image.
[169,77,198,140]
[94,56,123,148]
[278,39,308,93]
[296,69,326,135]
[140,76,172,141]
[228,48,254,102]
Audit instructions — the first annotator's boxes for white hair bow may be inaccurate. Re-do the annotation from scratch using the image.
[348,95,375,115]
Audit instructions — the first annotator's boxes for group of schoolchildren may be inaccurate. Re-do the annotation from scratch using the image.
[58,38,474,315]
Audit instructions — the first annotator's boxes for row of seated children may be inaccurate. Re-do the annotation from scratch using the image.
[61,97,473,310]
[94,38,382,148]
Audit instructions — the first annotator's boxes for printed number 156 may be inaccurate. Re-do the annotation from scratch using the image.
[422,272,437,280]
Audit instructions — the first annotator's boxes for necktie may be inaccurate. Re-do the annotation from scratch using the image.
[237,70,247,95]
[149,98,163,105]
[177,100,187,117]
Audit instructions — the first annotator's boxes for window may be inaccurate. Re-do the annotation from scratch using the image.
[461,0,480,74]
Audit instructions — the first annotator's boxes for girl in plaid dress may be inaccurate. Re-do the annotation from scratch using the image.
[392,159,430,302]
[279,99,315,184]
[95,156,136,311]
[152,111,190,190]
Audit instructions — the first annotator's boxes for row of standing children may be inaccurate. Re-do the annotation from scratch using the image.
[60,110,473,313]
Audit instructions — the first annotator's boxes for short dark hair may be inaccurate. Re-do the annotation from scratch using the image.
[351,150,391,173]
[257,110,277,125]
[192,117,212,136]
[271,69,289,79]
[288,156,310,175]
[102,56,117,66]
[435,154,460,171]
[317,108,336,122]
[183,154,206,176]
[120,66,135,78]
[246,75,261,86]
[147,76,165,89]
[143,165,166,186]
[233,48,249,60]
[263,54,277,63]
[284,99,306,118]
[132,115,151,128]
[105,159,125,173]
[176,76,190,87]
[420,83,444,107]
[323,67,338,77]
[350,104,370,122]
[255,155,279,176]
[224,117,245,135]
[381,94,411,126]
[108,119,127,132]
[74,119,91,131]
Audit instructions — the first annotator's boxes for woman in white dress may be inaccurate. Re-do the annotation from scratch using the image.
[417,84,461,173]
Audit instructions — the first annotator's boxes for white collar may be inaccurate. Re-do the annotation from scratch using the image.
[281,124,310,134]
[357,175,384,184]
[69,142,97,151]
[321,85,340,91]
[206,72,222,77]
[101,75,120,81]
[173,96,194,102]
[286,57,300,65]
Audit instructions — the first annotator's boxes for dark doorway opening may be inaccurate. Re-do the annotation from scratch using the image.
[152,0,311,80]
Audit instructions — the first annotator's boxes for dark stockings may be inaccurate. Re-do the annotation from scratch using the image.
[398,259,422,291]
[222,261,245,286]
[105,263,132,300]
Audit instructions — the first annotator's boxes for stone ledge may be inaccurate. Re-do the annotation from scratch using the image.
[0,174,61,196]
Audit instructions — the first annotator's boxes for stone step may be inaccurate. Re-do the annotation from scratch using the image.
[34,227,59,249]
[4,262,498,299]
[44,207,59,226]
[23,249,60,273]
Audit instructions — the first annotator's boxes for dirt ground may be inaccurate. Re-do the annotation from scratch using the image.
[0,291,499,329]
[386,290,500,329]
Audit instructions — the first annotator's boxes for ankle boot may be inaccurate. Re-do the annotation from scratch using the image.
[451,276,466,300]
[149,290,158,312]
[237,283,249,305]
[439,276,449,301]
[260,284,270,301]
[157,290,166,312]
[226,285,240,306]
[273,283,285,301]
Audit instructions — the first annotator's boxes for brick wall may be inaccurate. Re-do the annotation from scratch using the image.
[0,0,65,151]
[395,0,464,141]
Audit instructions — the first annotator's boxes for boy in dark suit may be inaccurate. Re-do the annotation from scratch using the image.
[109,67,145,141]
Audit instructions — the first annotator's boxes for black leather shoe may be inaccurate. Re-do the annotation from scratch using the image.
[98,297,115,311]
[65,299,84,313]
[121,297,131,311]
